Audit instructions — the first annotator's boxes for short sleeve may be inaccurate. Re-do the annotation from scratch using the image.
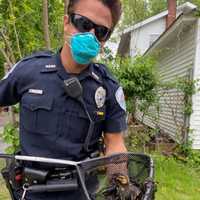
[0,62,22,106]
[103,81,127,133]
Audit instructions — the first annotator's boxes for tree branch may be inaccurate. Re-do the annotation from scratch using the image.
[0,48,13,67]
[0,29,16,63]
[42,0,51,50]
[64,0,69,15]
[8,0,22,59]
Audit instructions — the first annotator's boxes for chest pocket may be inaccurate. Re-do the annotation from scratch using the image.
[21,94,58,135]
[64,103,106,143]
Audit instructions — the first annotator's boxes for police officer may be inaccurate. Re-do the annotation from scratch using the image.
[0,0,128,199]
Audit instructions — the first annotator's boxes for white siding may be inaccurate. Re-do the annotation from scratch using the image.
[190,19,200,149]
[135,21,197,142]
[129,7,189,57]
[130,18,166,57]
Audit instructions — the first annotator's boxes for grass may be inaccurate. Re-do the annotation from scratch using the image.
[0,160,9,200]
[0,155,200,200]
[154,154,200,200]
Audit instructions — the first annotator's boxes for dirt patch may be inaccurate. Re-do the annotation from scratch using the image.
[127,119,177,154]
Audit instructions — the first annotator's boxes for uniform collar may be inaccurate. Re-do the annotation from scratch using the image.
[55,50,102,83]
[87,64,103,84]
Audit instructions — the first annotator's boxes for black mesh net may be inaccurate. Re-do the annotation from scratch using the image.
[80,153,155,200]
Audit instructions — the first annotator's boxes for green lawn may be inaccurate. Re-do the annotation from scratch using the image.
[0,155,200,200]
[0,160,9,200]
[154,155,200,200]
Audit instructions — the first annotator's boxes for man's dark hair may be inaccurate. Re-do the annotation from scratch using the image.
[67,0,122,29]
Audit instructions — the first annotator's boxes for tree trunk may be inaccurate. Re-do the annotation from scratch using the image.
[0,49,13,68]
[64,0,69,15]
[4,63,16,125]
[8,0,22,59]
[42,0,51,50]
[0,30,16,64]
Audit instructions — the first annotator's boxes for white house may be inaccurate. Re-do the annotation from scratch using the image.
[118,2,200,149]
[118,2,197,57]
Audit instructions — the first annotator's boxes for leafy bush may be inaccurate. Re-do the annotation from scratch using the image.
[2,123,19,154]
[0,57,5,79]
[176,140,200,169]
[106,56,158,114]
[125,124,157,152]
[1,103,20,153]
[13,103,20,113]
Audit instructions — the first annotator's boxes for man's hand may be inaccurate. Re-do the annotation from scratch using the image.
[103,134,141,199]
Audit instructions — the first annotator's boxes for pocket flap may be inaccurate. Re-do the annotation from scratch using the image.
[22,94,53,111]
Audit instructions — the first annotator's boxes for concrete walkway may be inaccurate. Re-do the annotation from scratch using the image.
[0,113,7,127]
[0,139,9,153]
[0,113,9,153]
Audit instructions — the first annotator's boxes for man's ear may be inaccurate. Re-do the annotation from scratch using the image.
[64,15,70,26]
[64,15,70,35]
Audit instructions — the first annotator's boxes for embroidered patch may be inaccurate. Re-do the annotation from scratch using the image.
[115,87,126,111]
[95,86,106,108]
[45,64,56,68]
[28,89,43,95]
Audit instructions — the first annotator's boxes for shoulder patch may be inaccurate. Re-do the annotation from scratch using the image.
[115,86,126,111]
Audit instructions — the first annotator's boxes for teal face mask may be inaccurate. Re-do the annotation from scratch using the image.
[70,32,101,65]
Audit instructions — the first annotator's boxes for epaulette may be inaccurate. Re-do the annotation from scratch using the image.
[94,63,118,83]
[22,50,54,62]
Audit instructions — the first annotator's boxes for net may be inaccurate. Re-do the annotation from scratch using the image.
[79,153,155,200]
[0,153,155,200]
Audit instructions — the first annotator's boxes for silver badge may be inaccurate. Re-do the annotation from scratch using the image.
[115,87,126,111]
[95,87,106,108]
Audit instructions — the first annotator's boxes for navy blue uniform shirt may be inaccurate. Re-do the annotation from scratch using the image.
[0,51,127,160]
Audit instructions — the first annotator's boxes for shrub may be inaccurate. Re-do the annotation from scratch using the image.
[106,55,158,115]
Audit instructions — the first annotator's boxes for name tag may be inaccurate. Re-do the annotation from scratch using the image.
[45,64,56,68]
[28,89,43,95]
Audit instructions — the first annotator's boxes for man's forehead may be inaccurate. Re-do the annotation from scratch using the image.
[72,0,112,28]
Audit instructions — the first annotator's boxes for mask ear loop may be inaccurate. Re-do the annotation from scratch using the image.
[64,34,73,49]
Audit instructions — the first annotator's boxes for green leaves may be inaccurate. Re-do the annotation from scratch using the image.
[107,55,158,113]
[2,123,20,154]
[0,0,65,77]
[0,0,64,59]
[119,0,200,31]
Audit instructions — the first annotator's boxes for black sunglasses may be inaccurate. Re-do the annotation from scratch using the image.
[69,13,112,42]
